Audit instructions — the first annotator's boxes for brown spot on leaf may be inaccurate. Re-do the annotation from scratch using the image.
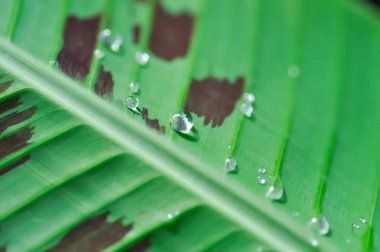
[0,97,21,115]
[133,25,141,44]
[148,3,194,60]
[94,66,114,98]
[0,155,30,176]
[142,108,165,133]
[0,126,34,159]
[0,80,13,93]
[185,77,244,127]
[57,16,100,80]
[0,106,37,134]
[0,246,5,252]
[46,212,132,252]
[123,238,151,252]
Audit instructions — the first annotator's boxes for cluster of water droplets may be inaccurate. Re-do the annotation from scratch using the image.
[352,217,367,236]
[240,92,255,117]
[98,29,123,54]
[307,216,330,247]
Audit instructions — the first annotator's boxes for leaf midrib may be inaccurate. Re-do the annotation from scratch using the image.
[0,37,338,251]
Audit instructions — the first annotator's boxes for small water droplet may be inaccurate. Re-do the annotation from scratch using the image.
[257,168,266,174]
[99,29,113,46]
[309,237,319,247]
[240,102,253,117]
[224,157,237,173]
[257,176,266,185]
[243,92,255,104]
[345,238,351,244]
[167,210,180,220]
[135,51,150,66]
[352,223,360,229]
[129,82,139,93]
[170,110,194,134]
[359,217,366,224]
[110,35,123,53]
[255,246,264,252]
[307,216,330,236]
[94,49,105,60]
[265,177,284,201]
[49,59,56,66]
[124,96,139,110]
[288,65,300,78]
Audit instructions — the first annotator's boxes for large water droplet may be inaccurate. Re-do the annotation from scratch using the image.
[224,157,237,173]
[307,216,330,236]
[129,82,139,94]
[257,168,266,174]
[243,92,255,104]
[170,110,194,134]
[94,49,105,60]
[135,51,150,66]
[124,96,139,111]
[265,177,284,201]
[257,176,266,185]
[240,102,253,117]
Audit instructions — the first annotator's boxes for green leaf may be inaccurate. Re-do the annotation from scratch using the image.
[0,0,380,251]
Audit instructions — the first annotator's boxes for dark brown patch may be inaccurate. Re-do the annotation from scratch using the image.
[0,155,30,176]
[142,108,165,133]
[0,97,21,115]
[148,3,193,60]
[123,238,151,252]
[185,77,244,127]
[0,126,34,160]
[0,246,5,252]
[46,212,132,252]
[57,16,100,80]
[94,66,114,98]
[0,106,37,133]
[133,25,141,44]
[0,80,13,93]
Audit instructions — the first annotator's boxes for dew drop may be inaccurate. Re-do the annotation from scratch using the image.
[240,102,253,117]
[255,246,264,252]
[167,210,180,220]
[288,65,300,78]
[124,96,139,110]
[224,157,237,173]
[257,176,266,185]
[170,110,194,134]
[135,51,150,66]
[99,29,113,46]
[359,217,366,224]
[49,59,56,66]
[94,49,105,60]
[307,216,330,236]
[345,238,351,244]
[265,177,284,201]
[243,92,255,104]
[309,237,319,247]
[257,168,266,174]
[129,82,140,94]
[110,35,123,53]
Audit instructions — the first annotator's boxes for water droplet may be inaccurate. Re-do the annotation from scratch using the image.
[124,96,139,110]
[288,65,300,78]
[135,51,150,66]
[292,211,300,217]
[170,110,194,134]
[352,223,360,229]
[257,168,266,174]
[345,238,351,244]
[49,59,56,66]
[110,35,122,53]
[359,217,366,224]
[224,157,237,173]
[99,29,113,46]
[257,176,266,185]
[265,177,284,201]
[167,210,180,220]
[240,102,253,117]
[309,237,319,247]
[255,246,264,252]
[94,49,105,60]
[129,82,139,93]
[307,216,330,236]
[243,92,255,104]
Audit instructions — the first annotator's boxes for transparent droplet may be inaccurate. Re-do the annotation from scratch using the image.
[129,82,139,93]
[167,210,180,220]
[288,65,300,78]
[257,176,266,185]
[170,110,194,134]
[98,29,113,46]
[309,237,319,247]
[257,168,266,174]
[243,92,255,103]
[49,59,56,66]
[307,216,330,236]
[359,217,366,224]
[351,222,366,236]
[94,49,105,60]
[352,223,360,229]
[224,157,237,173]
[124,96,139,110]
[265,177,284,201]
[135,51,150,66]
[240,102,253,117]
[110,35,122,53]
[345,238,351,244]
